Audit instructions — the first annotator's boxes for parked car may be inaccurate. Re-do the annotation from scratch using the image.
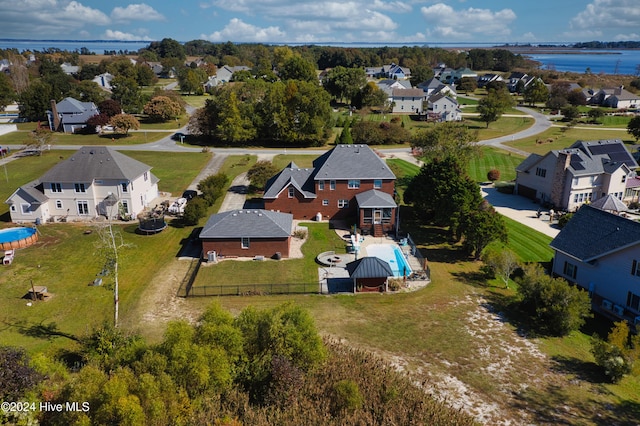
[172,132,186,141]
[182,190,197,200]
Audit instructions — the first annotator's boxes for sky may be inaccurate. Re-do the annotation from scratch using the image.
[0,0,639,44]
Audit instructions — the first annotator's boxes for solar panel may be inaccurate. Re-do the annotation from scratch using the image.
[609,152,634,163]
[570,160,585,171]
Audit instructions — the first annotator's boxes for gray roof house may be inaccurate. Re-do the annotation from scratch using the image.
[391,88,424,114]
[346,256,393,292]
[427,93,461,122]
[6,146,159,223]
[47,97,99,133]
[200,209,294,258]
[515,139,638,210]
[263,144,397,237]
[550,205,640,324]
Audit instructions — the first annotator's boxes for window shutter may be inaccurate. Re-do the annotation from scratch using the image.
[632,260,637,276]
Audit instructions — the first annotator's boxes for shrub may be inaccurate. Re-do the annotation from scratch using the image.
[494,181,514,194]
[292,229,307,240]
[247,161,278,192]
[198,173,229,206]
[591,321,639,383]
[557,212,573,228]
[628,201,639,210]
[487,169,500,181]
[332,379,363,413]
[182,197,208,225]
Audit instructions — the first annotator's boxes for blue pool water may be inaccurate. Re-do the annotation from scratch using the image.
[0,227,36,243]
[365,244,412,278]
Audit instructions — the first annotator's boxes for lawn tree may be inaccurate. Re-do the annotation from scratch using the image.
[404,157,483,237]
[111,75,143,114]
[339,125,353,144]
[477,87,514,128]
[353,81,387,109]
[0,346,42,401]
[70,80,106,104]
[588,108,604,123]
[567,88,587,106]
[26,126,55,154]
[516,263,592,336]
[0,72,15,110]
[98,99,123,118]
[409,65,434,87]
[561,105,580,121]
[18,80,53,121]
[457,77,478,94]
[410,122,479,166]
[182,196,208,225]
[481,246,519,288]
[86,113,110,132]
[178,67,207,95]
[109,113,140,135]
[143,95,183,122]
[279,55,317,83]
[95,216,132,328]
[522,78,548,106]
[591,321,640,383]
[197,173,229,206]
[247,160,279,192]
[322,66,367,104]
[627,116,640,142]
[458,203,507,259]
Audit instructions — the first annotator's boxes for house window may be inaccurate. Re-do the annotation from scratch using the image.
[50,182,62,193]
[627,291,640,311]
[144,171,148,181]
[622,174,627,183]
[563,261,578,280]
[322,199,329,206]
[631,260,640,277]
[20,204,31,214]
[330,180,336,190]
[348,180,360,189]
[55,200,63,209]
[241,237,250,249]
[121,200,129,214]
[338,199,349,208]
[535,168,546,178]
[74,183,86,193]
[318,180,325,190]
[121,182,128,193]
[77,201,89,215]
[374,179,382,189]
[10,205,15,212]
[288,187,295,198]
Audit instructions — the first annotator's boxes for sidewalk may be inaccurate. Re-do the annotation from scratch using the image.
[481,184,560,238]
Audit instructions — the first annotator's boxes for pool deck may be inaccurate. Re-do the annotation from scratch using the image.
[319,222,428,294]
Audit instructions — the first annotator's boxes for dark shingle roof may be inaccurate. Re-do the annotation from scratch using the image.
[346,256,393,278]
[515,153,543,173]
[550,205,640,261]
[199,209,293,239]
[355,189,397,208]
[313,145,396,181]
[263,163,315,199]
[6,180,48,205]
[41,146,153,183]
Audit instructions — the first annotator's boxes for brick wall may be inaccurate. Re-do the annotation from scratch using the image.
[202,237,291,259]
[265,179,395,221]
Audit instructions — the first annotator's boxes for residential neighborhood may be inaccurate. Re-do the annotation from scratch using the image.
[1,38,640,425]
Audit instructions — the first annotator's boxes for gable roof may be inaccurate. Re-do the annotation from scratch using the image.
[5,180,48,206]
[355,189,397,208]
[263,162,315,199]
[550,205,640,262]
[346,256,393,278]
[41,146,153,183]
[313,145,396,181]
[392,88,424,98]
[199,209,293,239]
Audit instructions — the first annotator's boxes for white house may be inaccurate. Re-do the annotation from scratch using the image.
[550,205,640,325]
[427,93,461,122]
[390,88,424,114]
[5,146,159,223]
[515,139,638,211]
[92,72,114,90]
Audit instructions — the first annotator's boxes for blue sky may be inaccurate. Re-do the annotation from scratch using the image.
[0,0,638,44]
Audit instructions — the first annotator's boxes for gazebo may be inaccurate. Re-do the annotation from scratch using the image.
[589,194,628,214]
[346,256,393,293]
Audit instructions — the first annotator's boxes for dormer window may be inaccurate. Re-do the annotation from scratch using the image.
[74,183,86,193]
[51,183,62,193]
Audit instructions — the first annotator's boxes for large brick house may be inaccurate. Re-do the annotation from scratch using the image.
[263,144,397,236]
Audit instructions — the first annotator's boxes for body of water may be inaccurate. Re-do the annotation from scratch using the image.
[527,50,640,75]
[0,39,152,54]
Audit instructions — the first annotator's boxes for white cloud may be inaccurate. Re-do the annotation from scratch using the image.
[201,18,286,42]
[420,3,516,40]
[614,33,640,41]
[0,0,110,38]
[103,29,153,41]
[570,0,640,31]
[111,4,165,22]
[370,0,412,13]
[520,32,537,42]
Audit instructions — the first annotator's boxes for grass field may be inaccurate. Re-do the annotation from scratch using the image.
[506,126,632,155]
[0,129,171,147]
[501,216,554,263]
[468,146,525,182]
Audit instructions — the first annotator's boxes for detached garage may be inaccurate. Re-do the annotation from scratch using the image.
[199,209,293,259]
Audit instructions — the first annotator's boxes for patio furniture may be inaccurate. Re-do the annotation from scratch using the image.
[3,250,14,265]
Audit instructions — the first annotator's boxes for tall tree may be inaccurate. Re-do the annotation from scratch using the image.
[628,116,640,142]
[70,80,106,104]
[109,113,140,135]
[409,65,434,87]
[143,95,183,122]
[404,157,483,234]
[459,204,507,259]
[322,66,367,104]
[523,78,548,106]
[111,75,143,113]
[279,55,317,82]
[477,87,514,128]
[18,80,53,121]
[0,72,15,110]
[411,122,479,166]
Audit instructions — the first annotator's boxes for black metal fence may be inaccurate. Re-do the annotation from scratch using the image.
[185,282,321,297]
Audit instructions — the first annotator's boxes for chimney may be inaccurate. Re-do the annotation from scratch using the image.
[550,151,571,209]
[50,99,61,131]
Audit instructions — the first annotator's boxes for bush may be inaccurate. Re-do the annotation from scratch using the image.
[487,169,500,181]
[629,201,640,210]
[591,321,639,383]
[494,181,514,194]
[182,197,208,225]
[247,161,278,192]
[332,379,363,413]
[557,212,573,228]
[198,173,229,206]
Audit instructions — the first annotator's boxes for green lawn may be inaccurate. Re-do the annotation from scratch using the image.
[468,146,525,182]
[502,216,554,263]
[0,129,171,147]
[506,126,632,155]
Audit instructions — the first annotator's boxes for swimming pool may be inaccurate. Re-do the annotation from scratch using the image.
[365,244,412,278]
[0,227,38,250]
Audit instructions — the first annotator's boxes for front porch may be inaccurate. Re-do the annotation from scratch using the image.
[356,190,397,237]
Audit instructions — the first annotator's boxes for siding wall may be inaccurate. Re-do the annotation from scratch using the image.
[202,237,291,259]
